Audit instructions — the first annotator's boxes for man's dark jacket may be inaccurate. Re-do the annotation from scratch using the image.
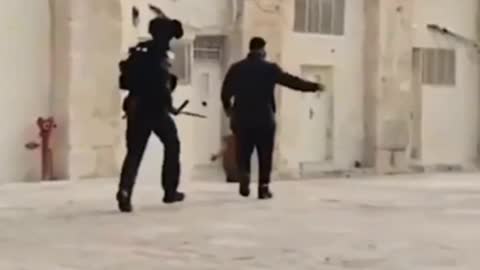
[221,53,319,129]
[126,40,173,113]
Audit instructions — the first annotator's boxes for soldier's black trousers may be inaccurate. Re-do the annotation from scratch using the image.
[233,125,275,185]
[119,104,180,197]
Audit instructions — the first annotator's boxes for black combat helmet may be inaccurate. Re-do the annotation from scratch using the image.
[148,17,184,41]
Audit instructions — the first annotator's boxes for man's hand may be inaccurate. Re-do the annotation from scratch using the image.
[315,83,325,92]
[169,106,179,115]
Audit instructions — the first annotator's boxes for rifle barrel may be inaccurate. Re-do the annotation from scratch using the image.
[181,111,207,118]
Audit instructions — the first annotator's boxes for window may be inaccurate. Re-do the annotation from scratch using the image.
[171,42,192,84]
[417,48,456,86]
[294,0,345,35]
[193,36,225,61]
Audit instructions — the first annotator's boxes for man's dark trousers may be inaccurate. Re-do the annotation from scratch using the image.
[119,98,181,197]
[233,124,275,186]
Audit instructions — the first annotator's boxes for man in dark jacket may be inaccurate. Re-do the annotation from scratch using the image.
[116,17,185,213]
[221,37,324,199]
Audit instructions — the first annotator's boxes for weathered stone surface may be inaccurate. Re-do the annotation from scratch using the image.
[1,173,480,269]
[68,148,98,178]
[51,0,123,179]
[364,0,414,171]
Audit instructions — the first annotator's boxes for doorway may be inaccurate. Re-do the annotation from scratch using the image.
[410,47,459,164]
[298,65,334,171]
[191,36,225,169]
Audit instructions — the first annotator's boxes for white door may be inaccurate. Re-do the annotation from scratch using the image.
[192,60,223,167]
[299,66,334,166]
[0,0,51,182]
[413,48,466,164]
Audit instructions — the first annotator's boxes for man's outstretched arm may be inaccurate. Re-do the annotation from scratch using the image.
[274,64,324,92]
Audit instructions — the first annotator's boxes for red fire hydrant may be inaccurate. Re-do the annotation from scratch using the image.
[26,117,57,181]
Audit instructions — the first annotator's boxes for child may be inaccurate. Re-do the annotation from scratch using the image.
[211,134,238,183]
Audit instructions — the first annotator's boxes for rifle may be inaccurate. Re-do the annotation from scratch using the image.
[168,76,206,118]
[122,99,207,119]
[180,111,207,118]
[171,100,207,119]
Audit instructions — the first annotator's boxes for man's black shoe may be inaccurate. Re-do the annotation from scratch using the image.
[226,176,238,183]
[239,182,250,197]
[258,185,273,200]
[116,190,133,213]
[163,192,185,204]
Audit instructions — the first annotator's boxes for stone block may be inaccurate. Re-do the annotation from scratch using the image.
[376,149,409,174]
[94,146,118,177]
[46,0,123,180]
[52,145,70,180]
[393,150,408,171]
[379,118,409,150]
[375,150,392,173]
[69,148,97,179]
[114,143,126,172]
[69,115,120,148]
[90,118,121,147]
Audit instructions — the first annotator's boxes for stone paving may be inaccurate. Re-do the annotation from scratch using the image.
[1,173,480,269]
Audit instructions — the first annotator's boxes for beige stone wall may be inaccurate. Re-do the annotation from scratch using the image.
[50,0,72,179]
[242,0,480,175]
[51,0,480,179]
[0,0,52,182]
[51,0,123,180]
[412,0,479,167]
[365,0,414,173]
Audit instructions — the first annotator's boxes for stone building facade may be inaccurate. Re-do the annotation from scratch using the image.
[0,0,479,182]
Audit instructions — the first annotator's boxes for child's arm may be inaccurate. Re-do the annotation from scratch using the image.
[210,141,228,162]
[210,149,224,162]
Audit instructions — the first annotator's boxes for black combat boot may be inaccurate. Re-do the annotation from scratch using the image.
[163,191,185,204]
[258,184,273,200]
[226,176,239,183]
[238,173,250,197]
[116,190,133,213]
[239,180,251,197]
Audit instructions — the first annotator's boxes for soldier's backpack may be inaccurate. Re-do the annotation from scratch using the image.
[118,43,153,92]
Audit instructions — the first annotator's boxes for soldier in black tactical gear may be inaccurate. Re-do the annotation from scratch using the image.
[221,37,324,200]
[116,17,185,212]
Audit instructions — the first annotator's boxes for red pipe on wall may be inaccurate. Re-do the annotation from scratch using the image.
[36,117,56,181]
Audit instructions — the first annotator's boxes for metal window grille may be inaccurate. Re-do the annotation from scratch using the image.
[193,36,224,61]
[417,48,456,86]
[294,0,345,35]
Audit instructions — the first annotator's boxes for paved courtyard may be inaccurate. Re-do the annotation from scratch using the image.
[1,173,480,269]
